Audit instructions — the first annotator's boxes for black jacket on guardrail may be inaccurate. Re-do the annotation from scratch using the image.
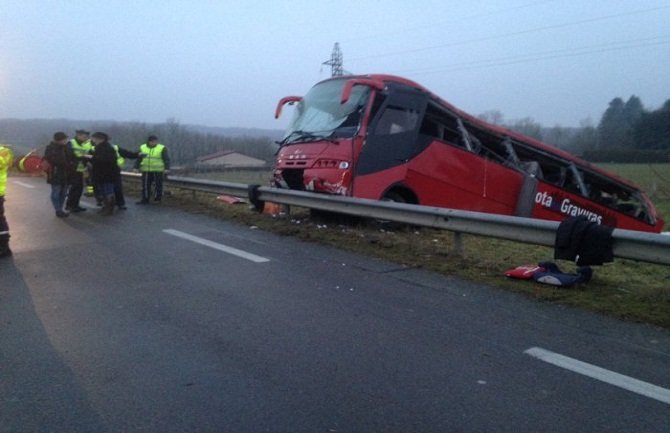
[555,216,614,266]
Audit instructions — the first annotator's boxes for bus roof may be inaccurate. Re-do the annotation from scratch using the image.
[318,73,643,192]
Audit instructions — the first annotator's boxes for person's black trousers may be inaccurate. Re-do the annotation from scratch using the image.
[66,171,85,209]
[141,171,164,201]
[0,196,10,254]
[114,175,126,207]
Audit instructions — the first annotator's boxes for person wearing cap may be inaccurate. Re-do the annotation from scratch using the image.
[65,129,93,212]
[0,143,14,257]
[89,132,119,215]
[44,132,77,218]
[135,135,170,204]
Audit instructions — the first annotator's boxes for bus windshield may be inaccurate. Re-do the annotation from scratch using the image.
[281,79,370,145]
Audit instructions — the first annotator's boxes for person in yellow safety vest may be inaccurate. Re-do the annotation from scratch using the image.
[85,184,95,196]
[111,143,140,210]
[65,129,93,212]
[134,135,170,204]
[0,144,14,258]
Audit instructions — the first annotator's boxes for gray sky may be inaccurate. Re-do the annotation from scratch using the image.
[1,0,669,130]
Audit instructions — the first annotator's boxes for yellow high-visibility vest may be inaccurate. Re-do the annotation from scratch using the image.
[113,144,125,168]
[138,143,165,172]
[0,145,14,197]
[70,139,92,172]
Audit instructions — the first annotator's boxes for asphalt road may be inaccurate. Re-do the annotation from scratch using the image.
[1,176,669,433]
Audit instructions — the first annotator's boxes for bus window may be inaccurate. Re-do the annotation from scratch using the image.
[375,106,419,136]
[419,117,440,138]
[541,165,566,187]
[420,103,463,145]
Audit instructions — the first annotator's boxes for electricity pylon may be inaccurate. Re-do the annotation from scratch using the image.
[322,42,344,77]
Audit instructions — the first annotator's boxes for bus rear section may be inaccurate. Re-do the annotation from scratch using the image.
[273,74,663,233]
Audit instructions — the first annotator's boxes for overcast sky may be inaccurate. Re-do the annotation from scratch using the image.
[1,0,669,130]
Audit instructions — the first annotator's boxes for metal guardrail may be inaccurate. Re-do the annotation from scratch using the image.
[123,172,670,265]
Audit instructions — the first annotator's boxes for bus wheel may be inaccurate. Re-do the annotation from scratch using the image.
[375,191,409,229]
[382,191,407,203]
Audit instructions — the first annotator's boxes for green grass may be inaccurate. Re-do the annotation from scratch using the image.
[124,164,670,330]
[598,163,670,223]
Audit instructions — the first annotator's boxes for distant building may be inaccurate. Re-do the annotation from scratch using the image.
[196,150,266,168]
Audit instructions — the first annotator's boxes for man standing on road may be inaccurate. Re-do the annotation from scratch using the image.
[0,143,14,257]
[65,129,92,212]
[111,143,140,210]
[89,132,118,215]
[135,135,170,204]
[44,132,77,218]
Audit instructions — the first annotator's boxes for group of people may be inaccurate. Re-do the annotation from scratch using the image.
[0,131,170,259]
[44,130,170,217]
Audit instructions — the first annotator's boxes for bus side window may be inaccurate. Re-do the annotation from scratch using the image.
[543,166,566,187]
[419,118,440,138]
[375,106,418,136]
[421,103,462,144]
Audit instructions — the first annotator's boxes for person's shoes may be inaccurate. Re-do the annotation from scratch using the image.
[56,210,69,218]
[0,248,11,258]
[118,205,127,210]
[154,197,162,203]
[136,199,149,205]
[100,195,115,215]
[70,206,87,213]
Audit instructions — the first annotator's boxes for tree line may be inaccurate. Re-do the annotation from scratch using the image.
[479,96,670,163]
[2,95,668,166]
[0,118,280,166]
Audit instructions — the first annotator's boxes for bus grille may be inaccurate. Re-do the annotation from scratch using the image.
[281,169,305,190]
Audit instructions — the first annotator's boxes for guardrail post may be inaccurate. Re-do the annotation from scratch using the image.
[248,184,264,212]
[453,232,464,257]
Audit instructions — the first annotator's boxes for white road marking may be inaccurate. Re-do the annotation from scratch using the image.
[524,347,670,405]
[11,180,35,188]
[163,229,270,263]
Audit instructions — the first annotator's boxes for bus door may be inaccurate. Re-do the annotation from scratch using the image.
[355,84,428,178]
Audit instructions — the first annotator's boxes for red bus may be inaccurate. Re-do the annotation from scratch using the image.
[273,74,663,233]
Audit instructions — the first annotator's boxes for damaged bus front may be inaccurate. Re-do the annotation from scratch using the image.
[273,77,383,196]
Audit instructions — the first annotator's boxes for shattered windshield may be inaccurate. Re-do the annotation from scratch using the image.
[281,79,371,145]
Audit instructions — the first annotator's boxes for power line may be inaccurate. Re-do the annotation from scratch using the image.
[340,0,558,44]
[348,5,670,63]
[390,35,670,76]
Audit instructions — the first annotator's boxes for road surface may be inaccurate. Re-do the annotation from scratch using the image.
[1,176,669,432]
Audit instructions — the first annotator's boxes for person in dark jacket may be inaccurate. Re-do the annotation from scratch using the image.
[110,143,140,210]
[44,132,77,217]
[89,132,118,215]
